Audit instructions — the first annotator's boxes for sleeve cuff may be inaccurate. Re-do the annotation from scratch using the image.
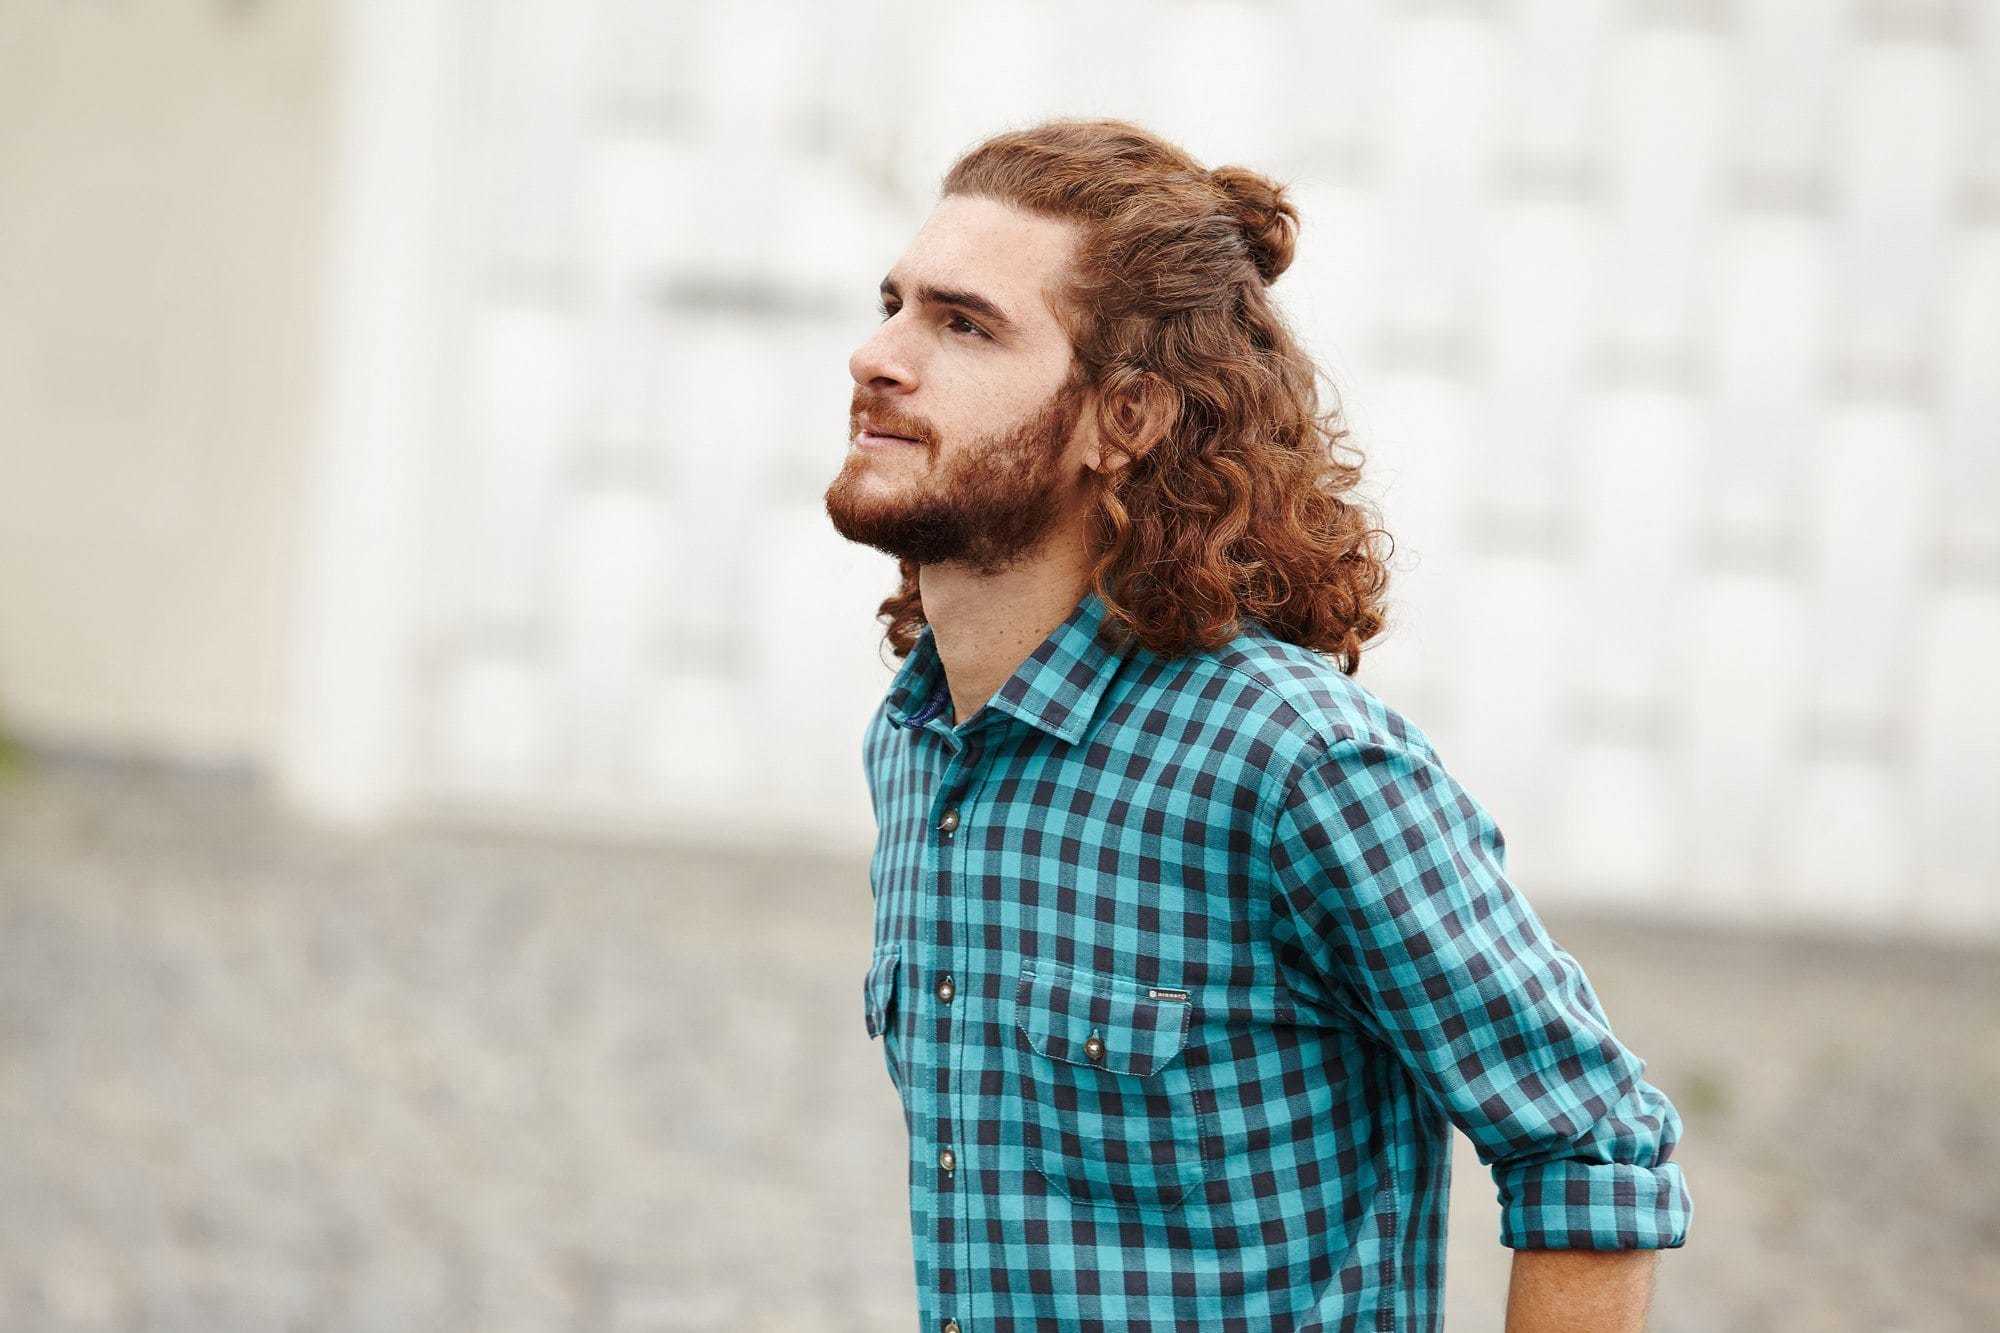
[1494,1159,1692,1250]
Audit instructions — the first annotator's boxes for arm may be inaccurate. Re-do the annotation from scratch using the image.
[1507,1249,1658,1331]
[1266,734,1691,1298]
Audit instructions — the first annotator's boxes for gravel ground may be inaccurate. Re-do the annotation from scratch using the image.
[0,754,1994,1331]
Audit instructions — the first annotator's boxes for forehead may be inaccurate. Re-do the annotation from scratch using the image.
[887,193,1082,338]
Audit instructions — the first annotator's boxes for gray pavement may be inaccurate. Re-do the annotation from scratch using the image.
[1,754,1994,1331]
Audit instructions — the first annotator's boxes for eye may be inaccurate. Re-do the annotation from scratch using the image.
[945,312,990,339]
[877,300,899,321]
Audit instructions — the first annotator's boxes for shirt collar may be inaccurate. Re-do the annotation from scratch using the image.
[883,586,1132,745]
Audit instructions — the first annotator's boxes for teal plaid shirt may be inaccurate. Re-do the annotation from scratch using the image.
[861,587,1690,1332]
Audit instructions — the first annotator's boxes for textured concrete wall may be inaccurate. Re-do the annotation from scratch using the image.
[332,0,1996,930]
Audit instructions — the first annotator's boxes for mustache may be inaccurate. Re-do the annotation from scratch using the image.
[850,397,939,446]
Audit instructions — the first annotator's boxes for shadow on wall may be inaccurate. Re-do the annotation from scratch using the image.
[0,707,25,777]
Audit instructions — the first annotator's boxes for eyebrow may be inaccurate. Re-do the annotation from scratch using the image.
[878,275,1020,336]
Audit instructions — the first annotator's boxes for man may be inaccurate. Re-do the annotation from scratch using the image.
[824,118,1690,1333]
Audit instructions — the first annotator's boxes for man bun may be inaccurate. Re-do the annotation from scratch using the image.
[1209,164,1299,285]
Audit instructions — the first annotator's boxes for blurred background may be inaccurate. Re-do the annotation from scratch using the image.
[1,1,1995,1329]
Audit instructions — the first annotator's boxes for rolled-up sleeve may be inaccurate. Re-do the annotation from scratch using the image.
[1267,734,1692,1250]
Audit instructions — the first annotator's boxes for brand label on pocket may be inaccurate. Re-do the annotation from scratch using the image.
[1147,987,1189,1002]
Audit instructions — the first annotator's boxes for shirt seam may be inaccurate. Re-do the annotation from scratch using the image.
[1208,658,1358,1020]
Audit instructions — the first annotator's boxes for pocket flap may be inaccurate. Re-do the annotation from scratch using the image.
[1015,964,1190,1077]
[863,945,900,1039]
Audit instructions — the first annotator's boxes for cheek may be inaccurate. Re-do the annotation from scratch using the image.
[923,369,1007,435]
[964,362,1066,427]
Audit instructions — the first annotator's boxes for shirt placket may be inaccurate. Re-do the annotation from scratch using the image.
[911,695,981,1333]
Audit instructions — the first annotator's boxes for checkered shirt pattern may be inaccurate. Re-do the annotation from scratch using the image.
[861,587,1690,1332]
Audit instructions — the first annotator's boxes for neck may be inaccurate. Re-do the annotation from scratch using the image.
[918,530,1095,727]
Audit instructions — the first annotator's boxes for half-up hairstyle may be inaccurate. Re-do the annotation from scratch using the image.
[878,116,1393,673]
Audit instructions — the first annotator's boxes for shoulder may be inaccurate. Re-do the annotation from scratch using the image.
[1176,623,1442,799]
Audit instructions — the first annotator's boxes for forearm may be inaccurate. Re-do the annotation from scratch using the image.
[1504,1248,1660,1332]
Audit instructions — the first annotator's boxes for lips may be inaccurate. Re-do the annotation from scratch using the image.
[854,430,922,454]
[853,413,928,451]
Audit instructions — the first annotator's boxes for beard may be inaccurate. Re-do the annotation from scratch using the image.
[824,367,1092,577]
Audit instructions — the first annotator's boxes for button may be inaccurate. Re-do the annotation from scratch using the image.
[938,807,960,835]
[938,1147,956,1173]
[1083,1032,1105,1062]
[935,975,956,1004]
[942,1321,961,1333]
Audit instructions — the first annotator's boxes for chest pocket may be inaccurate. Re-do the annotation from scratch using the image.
[1014,961,1210,1212]
[863,944,903,1092]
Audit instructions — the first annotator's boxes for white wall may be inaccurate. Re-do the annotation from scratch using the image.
[0,1,332,764]
[7,0,1995,935]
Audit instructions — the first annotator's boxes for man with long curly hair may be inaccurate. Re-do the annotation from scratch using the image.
[826,118,1689,1333]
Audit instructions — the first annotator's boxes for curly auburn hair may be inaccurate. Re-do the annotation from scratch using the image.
[877,117,1394,674]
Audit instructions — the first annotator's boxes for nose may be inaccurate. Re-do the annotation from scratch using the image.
[848,316,917,395]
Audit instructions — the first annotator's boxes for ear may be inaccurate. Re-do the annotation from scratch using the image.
[1089,369,1176,476]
